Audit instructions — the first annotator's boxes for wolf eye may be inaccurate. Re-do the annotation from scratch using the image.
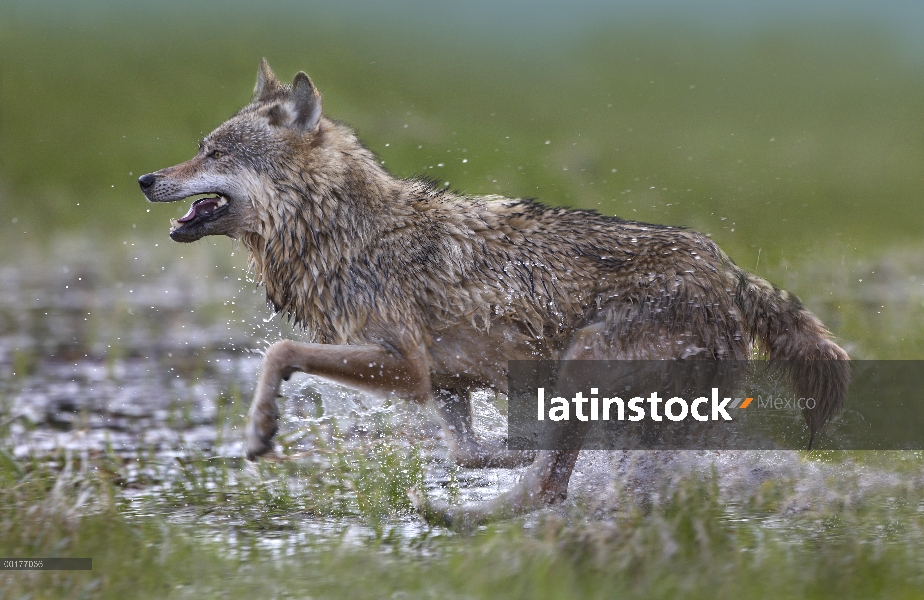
[210,150,224,159]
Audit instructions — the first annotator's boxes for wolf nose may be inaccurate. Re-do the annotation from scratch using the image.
[138,173,157,192]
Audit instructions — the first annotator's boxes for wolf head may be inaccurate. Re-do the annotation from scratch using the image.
[138,59,327,243]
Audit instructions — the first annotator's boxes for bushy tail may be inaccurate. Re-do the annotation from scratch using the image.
[735,270,850,448]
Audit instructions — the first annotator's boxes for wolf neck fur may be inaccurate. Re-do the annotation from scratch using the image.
[239,121,587,350]
[241,140,414,343]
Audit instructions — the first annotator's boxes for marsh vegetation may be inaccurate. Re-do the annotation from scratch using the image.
[2,4,924,597]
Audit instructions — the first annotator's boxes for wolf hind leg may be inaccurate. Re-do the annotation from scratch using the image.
[245,339,431,461]
[415,349,598,528]
[411,447,581,529]
[434,388,536,468]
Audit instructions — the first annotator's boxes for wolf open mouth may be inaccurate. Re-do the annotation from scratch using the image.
[170,195,229,231]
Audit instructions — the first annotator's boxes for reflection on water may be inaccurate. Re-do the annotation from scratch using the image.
[2,235,924,544]
[1,237,258,456]
[0,236,524,531]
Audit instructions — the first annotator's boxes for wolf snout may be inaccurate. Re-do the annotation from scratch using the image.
[138,173,157,193]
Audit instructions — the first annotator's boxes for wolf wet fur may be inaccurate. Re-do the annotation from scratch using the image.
[139,60,849,528]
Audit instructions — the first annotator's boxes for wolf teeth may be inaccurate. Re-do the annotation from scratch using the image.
[216,197,228,207]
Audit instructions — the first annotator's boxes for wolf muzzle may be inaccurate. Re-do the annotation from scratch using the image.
[138,173,156,198]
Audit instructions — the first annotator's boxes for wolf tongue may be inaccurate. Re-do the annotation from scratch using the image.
[177,197,220,223]
[177,205,198,223]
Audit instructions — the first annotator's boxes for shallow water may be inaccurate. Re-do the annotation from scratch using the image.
[2,234,924,545]
[2,237,257,456]
[0,235,527,535]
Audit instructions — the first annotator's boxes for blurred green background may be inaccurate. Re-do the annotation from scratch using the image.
[2,0,924,355]
[3,0,923,258]
[4,5,924,598]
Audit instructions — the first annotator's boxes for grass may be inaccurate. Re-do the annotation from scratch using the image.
[5,12,924,361]
[3,13,924,268]
[3,367,924,599]
[2,441,924,599]
[4,6,924,598]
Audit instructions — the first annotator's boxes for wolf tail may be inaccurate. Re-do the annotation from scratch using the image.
[734,269,850,448]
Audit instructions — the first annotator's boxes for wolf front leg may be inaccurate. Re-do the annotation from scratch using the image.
[245,339,431,460]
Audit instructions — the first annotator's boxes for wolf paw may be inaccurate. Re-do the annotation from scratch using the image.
[244,423,278,461]
[408,488,455,528]
[408,488,483,531]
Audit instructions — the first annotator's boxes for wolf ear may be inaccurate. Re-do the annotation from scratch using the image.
[287,71,322,133]
[254,58,280,101]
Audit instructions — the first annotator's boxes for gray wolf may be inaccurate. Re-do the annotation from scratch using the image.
[139,60,849,527]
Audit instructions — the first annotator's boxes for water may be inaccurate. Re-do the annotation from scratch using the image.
[1,237,257,456]
[3,235,924,550]
[0,236,527,540]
